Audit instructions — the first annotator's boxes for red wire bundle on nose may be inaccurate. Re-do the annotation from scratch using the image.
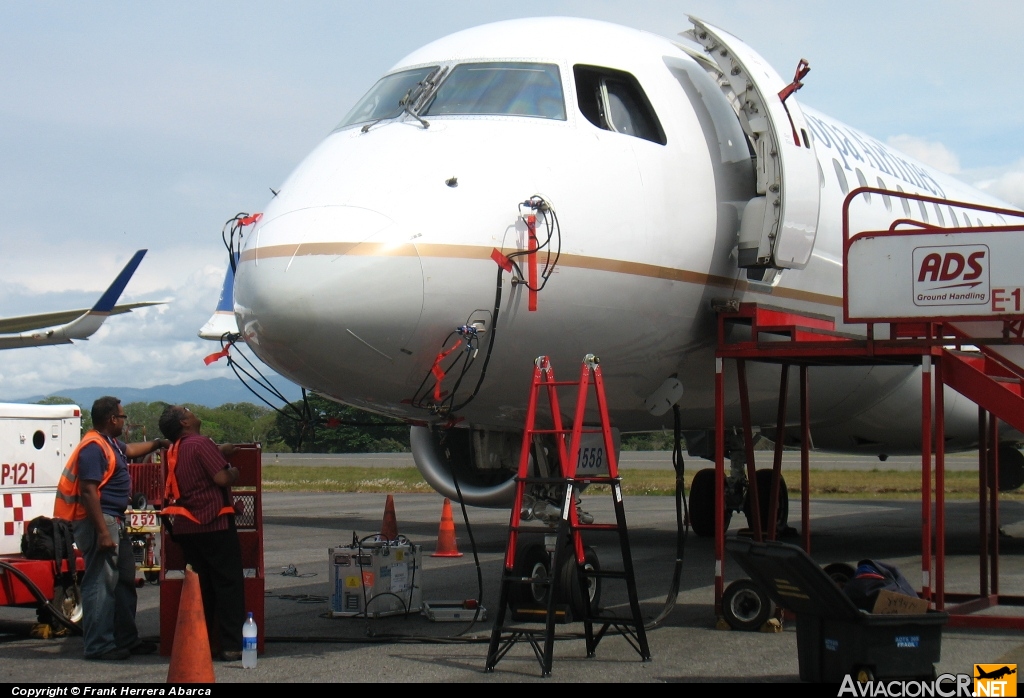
[430,340,463,401]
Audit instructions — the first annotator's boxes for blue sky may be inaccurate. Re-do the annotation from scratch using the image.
[1,0,1022,400]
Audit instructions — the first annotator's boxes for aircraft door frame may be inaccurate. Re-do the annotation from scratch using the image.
[684,18,821,273]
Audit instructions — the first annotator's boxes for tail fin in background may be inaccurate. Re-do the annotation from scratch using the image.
[0,249,166,350]
[198,258,239,340]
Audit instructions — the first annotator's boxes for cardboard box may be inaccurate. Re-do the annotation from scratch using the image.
[872,589,931,615]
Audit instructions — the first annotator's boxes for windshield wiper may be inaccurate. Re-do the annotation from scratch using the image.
[361,66,450,133]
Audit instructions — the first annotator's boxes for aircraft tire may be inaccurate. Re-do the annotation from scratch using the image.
[722,578,773,631]
[997,443,1024,492]
[688,468,730,537]
[508,543,551,608]
[559,546,601,619]
[743,469,789,537]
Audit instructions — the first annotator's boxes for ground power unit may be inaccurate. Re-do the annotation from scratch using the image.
[329,540,423,618]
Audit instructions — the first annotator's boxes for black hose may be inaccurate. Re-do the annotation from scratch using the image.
[644,403,687,630]
[0,560,82,636]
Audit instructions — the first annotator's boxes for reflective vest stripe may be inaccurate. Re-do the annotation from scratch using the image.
[53,431,118,521]
[163,440,234,525]
[160,504,202,524]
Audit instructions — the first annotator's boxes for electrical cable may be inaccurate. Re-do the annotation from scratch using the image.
[411,195,558,415]
[0,560,82,636]
[221,213,254,274]
[437,429,486,637]
[507,197,561,294]
[216,334,302,419]
[643,403,688,630]
[447,266,505,414]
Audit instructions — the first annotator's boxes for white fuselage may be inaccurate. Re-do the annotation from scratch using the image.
[233,17,1017,453]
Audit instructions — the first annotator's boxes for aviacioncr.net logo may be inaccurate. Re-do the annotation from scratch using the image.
[838,673,973,696]
[974,664,1017,697]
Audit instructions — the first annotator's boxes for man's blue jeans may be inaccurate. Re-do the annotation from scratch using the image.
[74,515,139,657]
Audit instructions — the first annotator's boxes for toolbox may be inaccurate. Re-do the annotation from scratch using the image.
[328,540,423,618]
[422,600,487,622]
[726,538,947,683]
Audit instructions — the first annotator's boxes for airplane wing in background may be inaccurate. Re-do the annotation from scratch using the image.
[198,259,239,340]
[0,249,167,350]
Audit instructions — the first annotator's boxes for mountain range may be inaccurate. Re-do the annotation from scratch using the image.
[5,377,304,409]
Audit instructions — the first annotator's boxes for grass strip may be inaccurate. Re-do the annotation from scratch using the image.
[262,465,1023,500]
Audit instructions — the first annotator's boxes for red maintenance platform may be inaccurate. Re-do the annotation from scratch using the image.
[712,188,1024,630]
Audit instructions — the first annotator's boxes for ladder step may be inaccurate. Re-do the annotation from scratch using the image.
[510,605,574,624]
[573,523,622,532]
[582,569,628,581]
[501,574,553,587]
[578,615,645,628]
[516,476,569,485]
[526,427,607,436]
[571,476,619,485]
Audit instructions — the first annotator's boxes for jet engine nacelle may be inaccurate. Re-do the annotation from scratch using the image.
[410,426,520,507]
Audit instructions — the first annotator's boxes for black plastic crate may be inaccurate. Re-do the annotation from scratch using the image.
[727,537,947,682]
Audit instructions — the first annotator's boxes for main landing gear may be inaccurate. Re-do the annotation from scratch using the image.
[688,454,791,539]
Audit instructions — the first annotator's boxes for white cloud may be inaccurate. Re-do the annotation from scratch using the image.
[0,253,234,399]
[969,159,1024,209]
[886,135,961,174]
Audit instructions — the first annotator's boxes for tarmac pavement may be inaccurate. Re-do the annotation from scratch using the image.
[1,490,1022,685]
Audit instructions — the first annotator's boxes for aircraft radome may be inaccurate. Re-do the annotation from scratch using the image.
[216,17,1024,540]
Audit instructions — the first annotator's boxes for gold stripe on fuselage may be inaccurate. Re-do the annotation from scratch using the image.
[239,242,842,307]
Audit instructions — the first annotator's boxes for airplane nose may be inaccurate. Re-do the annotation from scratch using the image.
[234,206,425,383]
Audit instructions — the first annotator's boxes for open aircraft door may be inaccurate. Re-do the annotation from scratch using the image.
[684,17,821,279]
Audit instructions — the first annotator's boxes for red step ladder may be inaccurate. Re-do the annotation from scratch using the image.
[485,354,650,677]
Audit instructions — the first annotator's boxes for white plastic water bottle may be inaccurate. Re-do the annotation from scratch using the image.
[242,612,257,669]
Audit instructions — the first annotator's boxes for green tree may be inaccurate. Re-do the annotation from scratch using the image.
[191,403,274,444]
[123,401,170,444]
[271,395,409,453]
[37,396,91,432]
[33,395,402,453]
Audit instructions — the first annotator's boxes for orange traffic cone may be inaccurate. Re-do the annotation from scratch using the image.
[431,498,463,557]
[167,566,215,683]
[380,494,398,540]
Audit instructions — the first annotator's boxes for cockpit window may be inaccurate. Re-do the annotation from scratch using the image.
[421,62,565,120]
[574,65,665,145]
[336,67,438,129]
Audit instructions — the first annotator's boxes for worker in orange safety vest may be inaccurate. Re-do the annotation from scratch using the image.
[54,396,169,661]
